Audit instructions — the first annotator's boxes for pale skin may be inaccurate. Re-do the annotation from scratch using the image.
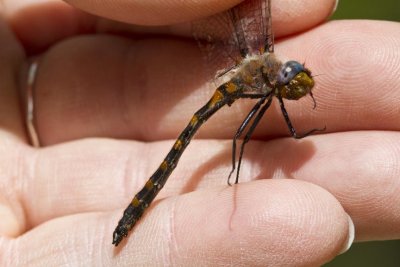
[0,0,399,265]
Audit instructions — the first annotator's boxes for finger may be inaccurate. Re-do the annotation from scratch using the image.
[0,18,27,239]
[276,20,400,135]
[63,0,336,26]
[24,20,400,145]
[6,137,230,232]
[2,0,95,54]
[7,131,399,241]
[286,131,400,241]
[0,18,26,140]
[4,0,336,52]
[4,180,352,266]
[0,16,34,239]
[225,131,400,241]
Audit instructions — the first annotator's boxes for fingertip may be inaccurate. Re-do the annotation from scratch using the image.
[273,0,337,37]
[62,0,337,30]
[118,179,353,265]
[3,0,95,54]
[63,0,240,25]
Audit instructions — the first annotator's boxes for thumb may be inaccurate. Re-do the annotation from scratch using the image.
[63,0,238,25]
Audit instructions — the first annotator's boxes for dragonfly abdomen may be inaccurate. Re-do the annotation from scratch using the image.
[112,81,243,246]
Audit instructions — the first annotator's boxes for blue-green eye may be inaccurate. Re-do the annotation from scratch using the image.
[278,61,305,85]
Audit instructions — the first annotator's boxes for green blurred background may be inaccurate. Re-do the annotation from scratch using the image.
[326,0,399,266]
[331,0,399,21]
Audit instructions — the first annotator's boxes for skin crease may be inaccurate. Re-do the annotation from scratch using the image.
[0,0,399,265]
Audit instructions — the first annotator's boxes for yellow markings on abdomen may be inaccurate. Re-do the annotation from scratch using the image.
[225,82,238,93]
[174,139,183,150]
[209,89,224,107]
[145,180,154,190]
[132,197,140,207]
[160,161,168,171]
[190,115,199,126]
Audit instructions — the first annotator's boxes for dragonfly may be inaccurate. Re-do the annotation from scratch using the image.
[112,0,324,246]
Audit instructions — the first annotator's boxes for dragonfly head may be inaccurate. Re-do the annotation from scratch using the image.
[277,61,314,100]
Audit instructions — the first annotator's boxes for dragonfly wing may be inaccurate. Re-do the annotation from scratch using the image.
[192,10,241,79]
[232,0,273,54]
[191,0,273,80]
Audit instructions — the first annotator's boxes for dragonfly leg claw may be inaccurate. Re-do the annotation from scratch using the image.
[294,125,326,139]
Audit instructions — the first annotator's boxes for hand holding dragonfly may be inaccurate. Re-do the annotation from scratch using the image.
[0,0,399,266]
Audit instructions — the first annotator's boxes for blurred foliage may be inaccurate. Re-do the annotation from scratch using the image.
[325,240,400,266]
[331,0,399,21]
[325,0,399,266]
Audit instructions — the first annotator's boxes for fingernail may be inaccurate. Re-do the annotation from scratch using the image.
[339,213,355,254]
[330,0,339,16]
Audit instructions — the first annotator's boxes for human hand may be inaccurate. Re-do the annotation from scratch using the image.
[0,0,399,266]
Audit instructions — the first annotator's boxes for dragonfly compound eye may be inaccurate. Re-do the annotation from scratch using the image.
[278,61,315,100]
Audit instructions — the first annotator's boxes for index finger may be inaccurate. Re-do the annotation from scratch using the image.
[62,0,336,32]
[5,0,336,53]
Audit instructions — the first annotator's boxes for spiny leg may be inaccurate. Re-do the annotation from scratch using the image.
[234,95,273,184]
[227,93,273,185]
[227,96,268,185]
[278,95,326,139]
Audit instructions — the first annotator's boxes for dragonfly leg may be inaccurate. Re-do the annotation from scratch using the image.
[216,64,237,78]
[227,96,267,185]
[278,95,326,139]
[233,95,273,184]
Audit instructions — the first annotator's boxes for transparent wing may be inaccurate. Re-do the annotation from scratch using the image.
[191,0,273,78]
[232,0,273,54]
[192,10,241,77]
